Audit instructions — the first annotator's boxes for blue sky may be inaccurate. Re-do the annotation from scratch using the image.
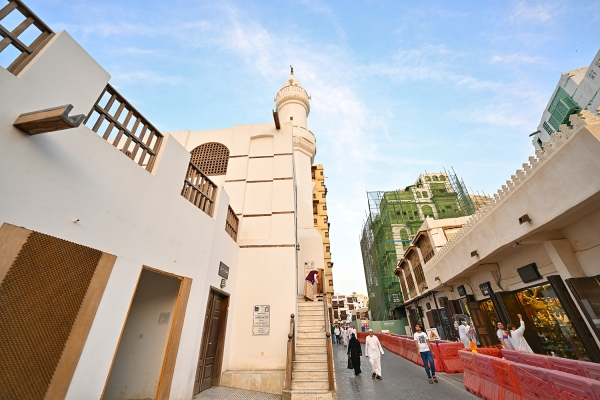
[18,0,600,295]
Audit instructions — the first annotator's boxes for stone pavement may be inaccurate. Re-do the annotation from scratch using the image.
[194,386,282,400]
[333,339,479,400]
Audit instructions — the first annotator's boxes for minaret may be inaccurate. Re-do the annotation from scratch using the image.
[275,66,311,129]
[275,68,324,293]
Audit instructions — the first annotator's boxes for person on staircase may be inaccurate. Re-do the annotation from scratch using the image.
[365,329,384,380]
[347,333,362,376]
[303,269,318,301]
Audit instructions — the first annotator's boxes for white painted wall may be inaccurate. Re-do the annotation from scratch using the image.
[104,270,181,399]
[0,32,240,400]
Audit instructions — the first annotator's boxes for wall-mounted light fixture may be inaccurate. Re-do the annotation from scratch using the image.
[519,214,531,224]
[471,250,479,257]
[220,279,226,288]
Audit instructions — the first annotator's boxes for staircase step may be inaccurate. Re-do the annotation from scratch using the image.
[291,379,330,390]
[297,338,327,346]
[295,352,327,361]
[297,331,326,338]
[293,360,328,370]
[298,315,326,321]
[293,369,329,379]
[297,344,326,349]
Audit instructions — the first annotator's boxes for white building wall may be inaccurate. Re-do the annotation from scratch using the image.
[0,31,241,399]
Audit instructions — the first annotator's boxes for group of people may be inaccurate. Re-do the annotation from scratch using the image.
[332,324,357,346]
[496,314,533,352]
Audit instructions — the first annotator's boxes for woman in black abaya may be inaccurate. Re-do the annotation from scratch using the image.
[347,333,362,376]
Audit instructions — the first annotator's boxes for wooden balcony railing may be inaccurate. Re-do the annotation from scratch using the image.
[323,295,335,391]
[181,161,217,217]
[0,0,54,75]
[225,206,239,242]
[284,313,295,391]
[84,84,163,172]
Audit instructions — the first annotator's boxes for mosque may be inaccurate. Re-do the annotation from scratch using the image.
[0,2,333,398]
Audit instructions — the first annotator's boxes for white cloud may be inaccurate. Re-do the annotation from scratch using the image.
[490,53,543,64]
[509,1,557,23]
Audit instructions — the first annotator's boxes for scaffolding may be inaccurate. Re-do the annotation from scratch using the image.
[360,169,487,320]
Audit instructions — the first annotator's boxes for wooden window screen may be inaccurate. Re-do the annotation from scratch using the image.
[0,230,104,399]
[406,273,415,299]
[0,0,54,75]
[84,84,163,172]
[190,143,230,176]
[181,161,217,217]
[417,234,435,264]
[225,206,239,242]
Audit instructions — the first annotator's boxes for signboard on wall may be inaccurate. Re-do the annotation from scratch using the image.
[218,262,229,279]
[253,305,270,335]
[391,293,401,303]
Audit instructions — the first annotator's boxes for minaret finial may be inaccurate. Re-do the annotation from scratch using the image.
[290,65,294,74]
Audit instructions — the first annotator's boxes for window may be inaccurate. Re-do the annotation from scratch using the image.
[537,138,544,150]
[325,231,329,237]
[190,142,230,175]
[327,262,332,267]
[321,181,325,186]
[425,176,431,181]
[439,175,446,181]
[543,121,554,135]
[402,211,407,215]
[432,176,439,181]
[326,246,330,252]
[329,279,333,286]
[416,192,422,198]
[441,209,446,213]
[396,211,401,215]
[422,191,428,198]
[596,58,600,68]
[324,217,328,223]
[590,71,597,80]
[323,205,327,210]
[547,87,581,131]
[322,193,326,198]
[320,171,324,175]
[314,219,317,224]
[445,205,451,209]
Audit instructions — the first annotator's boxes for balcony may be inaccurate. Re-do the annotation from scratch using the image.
[225,206,239,242]
[181,161,217,217]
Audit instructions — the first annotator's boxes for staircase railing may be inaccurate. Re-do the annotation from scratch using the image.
[323,295,335,391]
[284,313,295,391]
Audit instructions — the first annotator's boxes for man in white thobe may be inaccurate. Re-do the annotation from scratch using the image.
[365,329,384,380]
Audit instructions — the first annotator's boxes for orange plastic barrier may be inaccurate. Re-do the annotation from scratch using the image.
[490,357,521,400]
[519,352,550,369]
[547,369,600,400]
[500,349,522,363]
[548,356,587,378]
[357,332,367,343]
[430,342,444,372]
[406,337,419,364]
[476,347,501,358]
[437,342,465,373]
[459,350,481,396]
[399,337,408,359]
[511,362,557,400]
[474,353,501,400]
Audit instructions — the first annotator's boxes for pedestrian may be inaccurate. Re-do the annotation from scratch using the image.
[343,325,349,347]
[414,324,438,384]
[458,318,471,348]
[496,321,514,350]
[334,325,340,345]
[365,329,384,380]
[508,314,534,353]
[331,324,335,344]
[303,269,318,301]
[348,325,357,339]
[347,333,362,376]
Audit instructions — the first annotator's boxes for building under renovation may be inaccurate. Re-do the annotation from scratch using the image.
[360,171,485,320]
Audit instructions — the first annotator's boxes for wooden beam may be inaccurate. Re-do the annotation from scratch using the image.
[272,109,280,129]
[13,104,85,135]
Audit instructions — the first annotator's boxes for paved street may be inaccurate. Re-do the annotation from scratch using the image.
[333,339,479,400]
[194,386,282,400]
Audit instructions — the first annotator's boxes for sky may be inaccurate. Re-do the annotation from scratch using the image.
[12,0,600,296]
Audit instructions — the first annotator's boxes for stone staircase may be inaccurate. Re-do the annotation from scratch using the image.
[284,295,336,400]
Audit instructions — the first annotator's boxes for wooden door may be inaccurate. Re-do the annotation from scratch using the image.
[467,301,495,347]
[317,269,324,294]
[195,290,227,394]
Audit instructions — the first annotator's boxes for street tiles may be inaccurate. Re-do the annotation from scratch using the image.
[333,339,479,400]
[194,386,282,400]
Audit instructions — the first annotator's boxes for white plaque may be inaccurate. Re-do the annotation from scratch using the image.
[253,305,270,335]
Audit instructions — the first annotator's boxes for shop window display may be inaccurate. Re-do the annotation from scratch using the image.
[517,283,590,361]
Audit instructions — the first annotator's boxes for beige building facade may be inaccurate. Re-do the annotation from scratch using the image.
[397,111,600,363]
[312,164,334,297]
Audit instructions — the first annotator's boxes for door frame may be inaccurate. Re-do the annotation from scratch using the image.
[195,286,230,394]
[101,266,192,400]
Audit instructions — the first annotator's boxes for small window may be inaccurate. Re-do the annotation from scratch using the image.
[324,217,328,223]
[445,205,451,209]
[323,205,327,210]
[326,246,330,252]
[322,193,326,198]
[441,209,446,213]
[314,219,317,223]
[402,211,407,216]
[425,176,431,182]
[537,138,544,150]
[321,181,325,186]
[325,231,329,237]
[432,176,439,181]
[320,171,324,175]
[396,211,401,215]
[327,262,332,267]
[422,191,428,198]
[290,116,293,120]
[416,192,422,198]
[439,175,446,181]
[329,279,333,286]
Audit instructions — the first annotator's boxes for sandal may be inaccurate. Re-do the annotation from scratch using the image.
[429,378,433,384]
[433,376,438,383]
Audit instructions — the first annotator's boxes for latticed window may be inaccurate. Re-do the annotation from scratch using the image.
[547,87,581,131]
[190,142,230,175]
[543,121,554,135]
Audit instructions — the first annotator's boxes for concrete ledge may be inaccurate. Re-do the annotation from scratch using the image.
[220,370,284,395]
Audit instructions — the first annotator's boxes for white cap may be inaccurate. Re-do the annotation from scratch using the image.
[368,329,373,332]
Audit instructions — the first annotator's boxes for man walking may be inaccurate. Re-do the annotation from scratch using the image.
[365,329,384,380]
[334,325,340,345]
[414,324,438,384]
